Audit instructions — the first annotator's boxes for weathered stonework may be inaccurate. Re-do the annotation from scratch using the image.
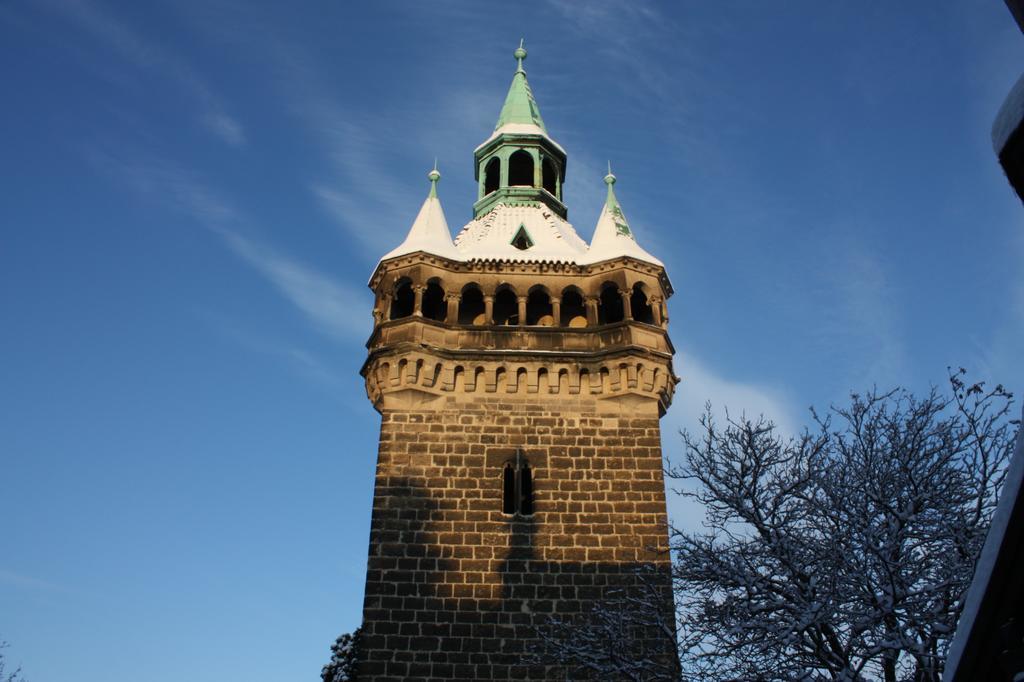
[356,255,679,680]
[354,44,679,681]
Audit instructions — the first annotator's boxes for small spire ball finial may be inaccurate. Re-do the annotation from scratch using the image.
[427,165,441,198]
[514,40,527,72]
[604,169,616,186]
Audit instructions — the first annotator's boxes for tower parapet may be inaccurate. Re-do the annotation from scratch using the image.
[356,45,679,681]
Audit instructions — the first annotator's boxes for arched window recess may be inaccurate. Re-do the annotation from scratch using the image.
[483,157,500,196]
[502,449,534,516]
[508,150,534,187]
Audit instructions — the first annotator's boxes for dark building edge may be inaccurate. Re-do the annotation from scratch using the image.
[942,2,1024,679]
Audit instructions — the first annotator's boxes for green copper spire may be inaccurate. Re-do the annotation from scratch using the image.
[495,40,547,132]
[604,164,631,237]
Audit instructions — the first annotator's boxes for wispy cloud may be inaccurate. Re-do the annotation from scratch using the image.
[31,0,245,147]
[0,568,65,592]
[815,236,906,387]
[268,54,423,256]
[666,350,800,439]
[214,227,371,342]
[90,149,368,342]
[199,311,346,387]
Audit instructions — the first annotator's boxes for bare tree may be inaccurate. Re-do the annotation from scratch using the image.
[0,641,27,682]
[534,371,1017,681]
[672,370,1016,681]
[532,564,681,681]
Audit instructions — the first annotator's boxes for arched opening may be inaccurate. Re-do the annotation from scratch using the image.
[560,287,587,327]
[422,279,446,322]
[508,150,534,187]
[598,283,624,324]
[458,284,485,325]
[542,157,557,195]
[630,283,654,324]
[579,368,591,393]
[483,157,500,195]
[493,287,518,325]
[526,287,553,326]
[389,279,414,319]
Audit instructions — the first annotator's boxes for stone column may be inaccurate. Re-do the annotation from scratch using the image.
[379,293,393,322]
[585,296,599,326]
[517,296,528,326]
[551,297,561,327]
[445,293,460,323]
[649,296,663,326]
[621,289,633,321]
[484,295,494,325]
[412,285,425,317]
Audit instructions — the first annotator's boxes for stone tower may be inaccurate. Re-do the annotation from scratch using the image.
[357,45,678,680]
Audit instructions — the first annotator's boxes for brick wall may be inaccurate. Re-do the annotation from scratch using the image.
[356,393,677,680]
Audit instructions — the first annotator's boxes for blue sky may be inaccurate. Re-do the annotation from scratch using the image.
[1,1,1022,680]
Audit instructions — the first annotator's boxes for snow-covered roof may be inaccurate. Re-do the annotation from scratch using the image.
[379,169,461,263]
[474,123,566,156]
[381,172,663,269]
[580,173,663,267]
[454,202,588,263]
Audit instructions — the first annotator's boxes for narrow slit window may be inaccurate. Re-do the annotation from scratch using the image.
[520,463,533,515]
[503,464,517,514]
[502,450,534,516]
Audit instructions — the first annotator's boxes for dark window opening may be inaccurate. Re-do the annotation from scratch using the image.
[422,281,446,322]
[390,280,414,320]
[561,288,586,327]
[508,150,534,186]
[598,284,624,324]
[542,157,557,195]
[458,285,485,325]
[493,288,518,325]
[503,464,516,514]
[484,157,500,195]
[503,450,534,516]
[511,224,534,251]
[526,288,553,326]
[630,283,654,324]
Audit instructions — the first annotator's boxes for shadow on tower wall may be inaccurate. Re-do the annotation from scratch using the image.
[356,476,677,681]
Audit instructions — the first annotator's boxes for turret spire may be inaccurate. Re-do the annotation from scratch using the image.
[379,166,459,262]
[495,40,546,133]
[585,168,663,266]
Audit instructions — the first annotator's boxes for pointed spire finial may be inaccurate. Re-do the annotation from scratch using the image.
[427,163,441,198]
[514,39,527,73]
[604,161,616,186]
